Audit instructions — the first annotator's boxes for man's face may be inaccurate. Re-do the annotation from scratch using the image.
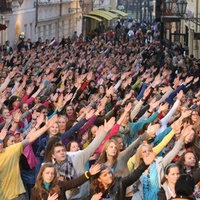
[52,146,66,163]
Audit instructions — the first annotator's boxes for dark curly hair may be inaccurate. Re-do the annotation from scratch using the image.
[90,164,114,194]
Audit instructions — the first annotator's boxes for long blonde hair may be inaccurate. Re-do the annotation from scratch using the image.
[98,139,119,164]
[135,143,153,168]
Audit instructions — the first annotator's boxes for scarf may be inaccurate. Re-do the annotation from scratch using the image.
[54,155,76,181]
[43,182,50,190]
[118,122,135,147]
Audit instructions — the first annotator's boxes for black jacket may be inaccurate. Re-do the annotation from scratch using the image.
[98,162,148,200]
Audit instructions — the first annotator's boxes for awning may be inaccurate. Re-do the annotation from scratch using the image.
[83,15,102,22]
[89,10,118,20]
[109,9,128,17]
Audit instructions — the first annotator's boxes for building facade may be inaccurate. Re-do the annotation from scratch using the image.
[0,0,36,47]
[184,0,200,58]
[0,0,121,48]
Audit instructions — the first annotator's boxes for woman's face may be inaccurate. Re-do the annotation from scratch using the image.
[18,89,25,99]
[105,142,118,157]
[41,109,48,117]
[2,109,10,119]
[98,168,113,188]
[66,106,74,117]
[42,167,55,183]
[7,135,16,147]
[165,166,180,185]
[141,145,152,159]
[89,81,95,89]
[58,117,67,130]
[48,123,59,136]
[184,129,195,143]
[91,126,98,138]
[112,93,118,101]
[35,97,41,104]
[181,106,188,113]
[70,142,80,152]
[122,113,130,125]
[22,103,29,112]
[98,86,105,94]
[12,98,20,108]
[191,111,199,122]
[184,152,196,168]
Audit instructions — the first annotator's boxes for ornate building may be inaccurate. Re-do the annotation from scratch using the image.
[0,0,127,47]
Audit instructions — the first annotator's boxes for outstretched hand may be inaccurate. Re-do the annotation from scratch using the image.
[180,109,192,119]
[46,115,58,129]
[149,99,160,112]
[47,193,58,200]
[106,86,114,96]
[146,123,160,139]
[158,102,168,113]
[124,102,132,113]
[89,164,101,175]
[85,109,95,120]
[36,113,45,128]
[124,91,133,100]
[177,90,183,100]
[91,193,103,200]
[104,117,115,132]
[171,119,182,134]
[143,87,151,99]
[180,125,193,143]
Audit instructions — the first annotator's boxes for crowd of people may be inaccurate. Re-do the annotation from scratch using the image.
[0,23,200,200]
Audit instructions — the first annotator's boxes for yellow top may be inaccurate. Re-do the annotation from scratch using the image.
[0,142,25,199]
[127,130,175,172]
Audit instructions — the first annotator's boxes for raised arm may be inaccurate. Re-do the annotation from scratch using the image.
[72,117,115,166]
[0,70,16,93]
[162,125,193,167]
[122,152,155,189]
[61,118,87,142]
[130,87,152,121]
[22,114,58,148]
[61,164,101,190]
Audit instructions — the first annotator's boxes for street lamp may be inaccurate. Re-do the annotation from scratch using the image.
[176,0,187,16]
[165,0,172,11]
[165,0,187,16]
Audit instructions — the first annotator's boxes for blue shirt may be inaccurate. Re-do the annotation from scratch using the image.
[142,162,159,200]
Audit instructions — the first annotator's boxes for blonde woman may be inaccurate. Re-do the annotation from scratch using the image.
[131,125,193,200]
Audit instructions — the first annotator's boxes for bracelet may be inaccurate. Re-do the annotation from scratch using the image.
[14,120,19,124]
[84,171,90,179]
[141,98,145,102]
